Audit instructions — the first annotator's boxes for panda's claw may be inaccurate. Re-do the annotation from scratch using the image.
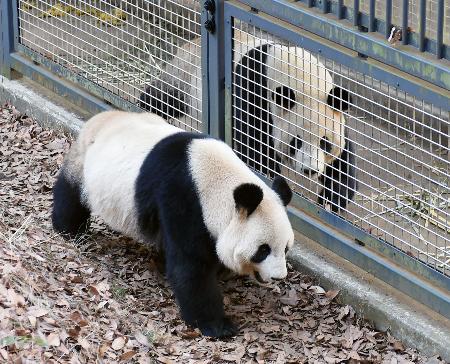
[198,317,238,338]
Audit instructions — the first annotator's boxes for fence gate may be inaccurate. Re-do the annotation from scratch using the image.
[1,0,449,318]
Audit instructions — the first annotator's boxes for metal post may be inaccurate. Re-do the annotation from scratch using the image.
[201,0,225,140]
[385,0,392,38]
[369,0,375,32]
[436,0,444,58]
[0,0,21,79]
[337,0,344,20]
[402,0,408,45]
[419,0,426,52]
[353,0,359,27]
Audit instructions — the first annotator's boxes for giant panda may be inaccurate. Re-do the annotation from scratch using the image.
[139,30,357,212]
[52,110,294,338]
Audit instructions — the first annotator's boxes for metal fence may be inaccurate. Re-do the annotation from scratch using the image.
[1,0,449,317]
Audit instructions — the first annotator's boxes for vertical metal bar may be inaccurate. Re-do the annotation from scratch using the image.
[337,0,344,19]
[436,0,444,58]
[307,0,314,8]
[201,0,225,140]
[201,1,210,134]
[369,0,375,32]
[11,0,19,51]
[402,0,409,45]
[419,0,426,52]
[223,10,233,146]
[385,0,392,38]
[0,0,20,78]
[322,0,328,13]
[353,0,360,26]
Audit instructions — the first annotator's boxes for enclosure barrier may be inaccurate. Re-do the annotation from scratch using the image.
[1,0,449,318]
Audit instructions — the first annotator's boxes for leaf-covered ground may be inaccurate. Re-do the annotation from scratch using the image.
[0,104,445,363]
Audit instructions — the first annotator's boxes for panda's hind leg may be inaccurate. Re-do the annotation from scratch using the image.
[52,168,90,239]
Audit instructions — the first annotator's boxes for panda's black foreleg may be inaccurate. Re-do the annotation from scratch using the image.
[318,138,357,212]
[52,169,90,239]
[165,251,238,338]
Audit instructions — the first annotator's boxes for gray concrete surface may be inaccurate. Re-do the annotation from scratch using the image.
[1,75,449,361]
[0,76,86,134]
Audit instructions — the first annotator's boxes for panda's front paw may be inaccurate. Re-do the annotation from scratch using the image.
[198,316,238,338]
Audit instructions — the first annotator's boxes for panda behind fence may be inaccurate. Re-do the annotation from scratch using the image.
[139,29,357,213]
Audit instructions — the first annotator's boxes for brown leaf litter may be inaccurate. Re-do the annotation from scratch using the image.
[0,104,446,363]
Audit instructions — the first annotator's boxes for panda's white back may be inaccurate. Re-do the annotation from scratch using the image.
[81,112,179,240]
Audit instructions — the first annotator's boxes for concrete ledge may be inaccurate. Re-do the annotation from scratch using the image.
[2,74,450,361]
[0,76,86,134]
[290,232,450,361]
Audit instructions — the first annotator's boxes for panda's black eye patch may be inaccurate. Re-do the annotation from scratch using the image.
[272,86,296,110]
[251,244,271,263]
[320,136,333,153]
[289,135,303,156]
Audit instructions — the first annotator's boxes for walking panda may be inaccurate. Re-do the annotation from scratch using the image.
[139,30,357,212]
[52,110,294,338]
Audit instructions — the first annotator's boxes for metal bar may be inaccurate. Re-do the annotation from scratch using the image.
[419,0,426,52]
[201,1,210,134]
[369,0,375,32]
[0,0,19,78]
[385,0,392,38]
[201,0,225,140]
[353,0,359,26]
[436,0,444,59]
[224,15,233,146]
[232,0,450,90]
[321,0,328,14]
[307,0,313,8]
[10,51,128,115]
[11,0,19,51]
[337,0,344,20]
[402,0,409,45]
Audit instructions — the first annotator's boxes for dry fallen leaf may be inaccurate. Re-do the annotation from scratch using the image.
[325,289,340,301]
[46,332,60,347]
[120,350,136,361]
[111,336,126,351]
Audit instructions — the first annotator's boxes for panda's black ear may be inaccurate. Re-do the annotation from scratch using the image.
[327,87,352,111]
[272,176,292,206]
[233,183,264,217]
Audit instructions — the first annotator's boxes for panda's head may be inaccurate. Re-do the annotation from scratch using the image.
[285,90,350,176]
[234,42,351,176]
[268,46,352,176]
[216,176,294,283]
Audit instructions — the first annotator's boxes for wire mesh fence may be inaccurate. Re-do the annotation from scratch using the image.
[17,0,202,132]
[231,21,450,276]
